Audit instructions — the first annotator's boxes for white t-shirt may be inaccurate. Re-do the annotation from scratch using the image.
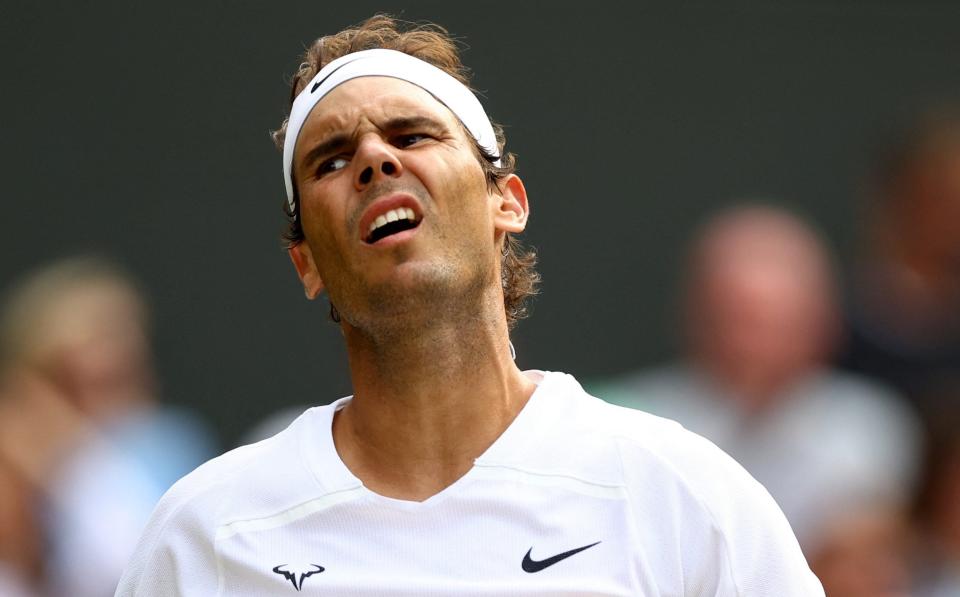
[116,371,823,596]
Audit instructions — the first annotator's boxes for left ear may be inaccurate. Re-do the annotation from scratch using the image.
[491,174,529,233]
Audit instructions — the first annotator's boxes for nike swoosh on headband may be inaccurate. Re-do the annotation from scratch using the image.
[282,48,502,215]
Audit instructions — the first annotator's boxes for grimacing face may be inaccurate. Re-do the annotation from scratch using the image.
[287,76,528,331]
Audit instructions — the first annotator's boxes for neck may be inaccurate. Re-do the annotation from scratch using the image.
[332,297,535,501]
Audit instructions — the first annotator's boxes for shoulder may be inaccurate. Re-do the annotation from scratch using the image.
[527,371,773,499]
[530,372,824,595]
[586,365,726,429]
[158,405,317,515]
[536,370,723,453]
[582,383,771,508]
[115,403,335,596]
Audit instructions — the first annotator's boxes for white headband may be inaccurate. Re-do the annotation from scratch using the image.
[282,48,501,214]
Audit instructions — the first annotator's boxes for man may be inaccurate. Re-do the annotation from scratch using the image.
[116,16,823,595]
[838,107,960,428]
[594,205,919,595]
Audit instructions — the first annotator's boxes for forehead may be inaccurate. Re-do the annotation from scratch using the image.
[298,77,462,142]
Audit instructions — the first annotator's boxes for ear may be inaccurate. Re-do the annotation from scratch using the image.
[287,242,325,300]
[491,174,529,234]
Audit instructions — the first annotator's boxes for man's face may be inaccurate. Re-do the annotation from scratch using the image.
[289,77,513,329]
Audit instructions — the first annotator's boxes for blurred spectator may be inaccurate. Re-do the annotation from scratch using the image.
[911,412,960,596]
[0,457,39,597]
[593,205,922,596]
[839,107,960,427]
[0,256,217,597]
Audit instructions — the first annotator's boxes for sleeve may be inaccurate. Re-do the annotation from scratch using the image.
[622,426,825,596]
[684,433,824,596]
[114,489,220,597]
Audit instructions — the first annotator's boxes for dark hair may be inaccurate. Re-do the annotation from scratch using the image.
[272,15,538,329]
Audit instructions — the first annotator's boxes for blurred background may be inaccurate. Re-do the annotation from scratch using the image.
[3,1,960,595]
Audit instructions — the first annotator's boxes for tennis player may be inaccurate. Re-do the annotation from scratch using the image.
[116,15,823,595]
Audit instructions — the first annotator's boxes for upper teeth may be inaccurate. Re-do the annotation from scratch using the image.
[369,207,417,235]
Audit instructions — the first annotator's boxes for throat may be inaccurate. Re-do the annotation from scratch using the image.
[333,339,536,502]
[332,398,492,502]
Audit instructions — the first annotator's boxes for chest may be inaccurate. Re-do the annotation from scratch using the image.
[213,483,657,596]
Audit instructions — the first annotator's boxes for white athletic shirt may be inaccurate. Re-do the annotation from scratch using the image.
[115,371,824,596]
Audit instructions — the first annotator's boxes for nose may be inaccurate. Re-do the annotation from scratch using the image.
[354,135,403,190]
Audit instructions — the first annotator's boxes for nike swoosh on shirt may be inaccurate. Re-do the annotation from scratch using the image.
[521,541,601,573]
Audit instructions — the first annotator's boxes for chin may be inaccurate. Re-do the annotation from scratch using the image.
[355,262,486,324]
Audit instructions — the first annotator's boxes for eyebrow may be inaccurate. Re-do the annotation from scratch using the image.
[297,115,450,174]
[299,133,351,175]
[383,115,448,135]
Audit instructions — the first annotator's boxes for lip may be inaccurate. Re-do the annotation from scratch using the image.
[357,193,424,245]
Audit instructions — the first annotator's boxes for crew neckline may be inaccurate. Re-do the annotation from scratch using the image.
[299,370,569,507]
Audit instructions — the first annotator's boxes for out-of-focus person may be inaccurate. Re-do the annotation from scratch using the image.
[839,107,960,427]
[911,411,960,597]
[594,205,922,597]
[0,457,40,596]
[0,256,217,597]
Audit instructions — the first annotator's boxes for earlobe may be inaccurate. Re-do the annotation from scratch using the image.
[287,243,325,300]
[493,174,529,234]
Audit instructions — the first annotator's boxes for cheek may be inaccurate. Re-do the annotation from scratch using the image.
[300,213,350,278]
[299,181,351,245]
[434,159,491,219]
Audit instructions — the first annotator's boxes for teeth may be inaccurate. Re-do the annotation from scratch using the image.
[367,208,418,236]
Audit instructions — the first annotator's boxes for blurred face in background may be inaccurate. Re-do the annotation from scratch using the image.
[1,262,155,423]
[887,141,960,272]
[686,208,838,409]
[28,280,153,417]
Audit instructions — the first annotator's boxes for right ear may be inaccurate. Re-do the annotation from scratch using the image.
[287,242,325,299]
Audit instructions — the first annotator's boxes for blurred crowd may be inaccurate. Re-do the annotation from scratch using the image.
[0,258,217,597]
[594,107,960,596]
[2,107,960,596]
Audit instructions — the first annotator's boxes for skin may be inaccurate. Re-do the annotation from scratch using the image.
[685,208,837,412]
[288,77,536,501]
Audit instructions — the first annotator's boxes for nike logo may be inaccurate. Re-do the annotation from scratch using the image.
[310,62,350,94]
[522,541,601,573]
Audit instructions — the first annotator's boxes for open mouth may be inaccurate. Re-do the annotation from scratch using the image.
[365,207,421,244]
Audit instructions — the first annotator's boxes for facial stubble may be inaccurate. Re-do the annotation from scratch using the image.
[334,177,499,347]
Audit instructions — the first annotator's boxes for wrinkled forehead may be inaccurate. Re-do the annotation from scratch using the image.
[297,76,462,147]
[282,49,500,212]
